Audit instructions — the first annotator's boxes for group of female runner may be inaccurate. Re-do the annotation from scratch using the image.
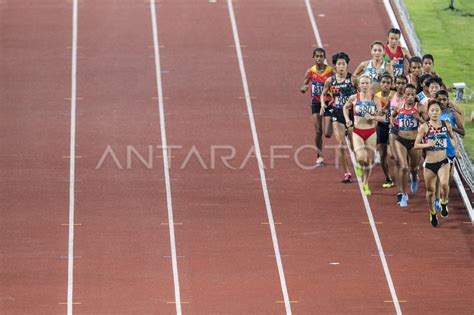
[301,27,466,227]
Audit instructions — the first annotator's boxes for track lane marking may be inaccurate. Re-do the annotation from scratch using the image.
[303,1,402,314]
[381,0,409,48]
[226,0,292,313]
[149,1,182,313]
[66,0,78,313]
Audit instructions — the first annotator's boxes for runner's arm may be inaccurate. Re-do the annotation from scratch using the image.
[414,124,433,149]
[354,61,367,77]
[445,120,460,157]
[417,103,428,122]
[320,78,332,114]
[301,68,311,93]
[343,95,355,127]
[402,47,412,60]
[414,111,425,125]
[390,106,399,127]
[448,100,465,126]
[368,95,387,122]
[452,111,465,136]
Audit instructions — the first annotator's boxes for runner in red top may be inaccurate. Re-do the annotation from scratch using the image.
[391,84,425,207]
[384,28,411,77]
[389,75,407,204]
[301,47,333,167]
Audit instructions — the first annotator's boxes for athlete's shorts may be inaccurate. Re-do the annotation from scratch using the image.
[396,136,415,151]
[311,101,332,117]
[354,127,377,141]
[424,158,449,175]
[332,107,353,126]
[376,123,390,145]
[390,125,399,136]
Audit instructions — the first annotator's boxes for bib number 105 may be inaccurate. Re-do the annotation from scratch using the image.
[399,118,417,129]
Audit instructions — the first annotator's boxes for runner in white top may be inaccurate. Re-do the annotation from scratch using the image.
[355,40,394,93]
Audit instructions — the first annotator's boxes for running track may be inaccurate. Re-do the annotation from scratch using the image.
[0,0,472,314]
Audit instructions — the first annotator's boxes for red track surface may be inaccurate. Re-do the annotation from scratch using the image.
[1,0,472,314]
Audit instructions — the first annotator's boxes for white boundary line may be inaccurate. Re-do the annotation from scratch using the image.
[381,0,409,48]
[226,0,292,313]
[149,1,182,314]
[346,147,402,315]
[303,1,402,314]
[388,0,424,56]
[67,0,78,314]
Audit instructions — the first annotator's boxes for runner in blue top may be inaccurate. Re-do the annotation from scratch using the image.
[415,100,459,227]
[434,90,465,210]
[416,73,432,98]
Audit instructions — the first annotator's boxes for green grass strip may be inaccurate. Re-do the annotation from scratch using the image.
[405,0,473,159]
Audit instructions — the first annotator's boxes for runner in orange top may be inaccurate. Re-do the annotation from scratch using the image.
[301,48,333,167]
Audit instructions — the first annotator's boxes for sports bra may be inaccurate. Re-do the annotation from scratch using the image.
[354,93,376,117]
[425,121,449,151]
[309,65,333,103]
[364,60,387,83]
[384,45,404,76]
[397,106,418,131]
[330,73,356,109]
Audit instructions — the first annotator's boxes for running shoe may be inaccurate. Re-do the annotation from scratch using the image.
[434,198,441,212]
[400,194,408,207]
[430,210,439,227]
[341,173,352,183]
[382,178,394,188]
[356,163,363,177]
[363,183,372,196]
[315,157,325,168]
[396,192,403,205]
[410,173,418,193]
[440,200,449,218]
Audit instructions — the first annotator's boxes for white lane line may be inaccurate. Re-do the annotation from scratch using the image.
[149,1,182,314]
[67,0,78,314]
[304,0,323,49]
[303,1,402,314]
[226,1,292,314]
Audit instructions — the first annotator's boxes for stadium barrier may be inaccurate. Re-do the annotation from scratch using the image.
[389,0,474,222]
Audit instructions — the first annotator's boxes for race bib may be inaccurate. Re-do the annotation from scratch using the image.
[434,137,448,149]
[334,95,349,109]
[393,63,404,77]
[399,116,417,130]
[356,104,375,117]
[311,82,324,97]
